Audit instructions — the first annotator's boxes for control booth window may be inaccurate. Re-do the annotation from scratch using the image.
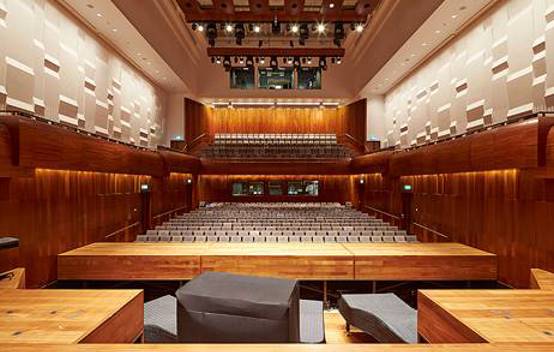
[258,68,294,89]
[230,67,255,89]
[232,181,264,196]
[268,181,283,195]
[232,182,249,196]
[298,68,322,89]
[287,180,319,196]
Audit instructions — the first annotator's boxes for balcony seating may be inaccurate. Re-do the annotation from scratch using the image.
[137,202,417,243]
[198,133,353,159]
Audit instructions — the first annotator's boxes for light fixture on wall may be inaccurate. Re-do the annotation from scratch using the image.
[140,184,150,192]
[186,179,193,185]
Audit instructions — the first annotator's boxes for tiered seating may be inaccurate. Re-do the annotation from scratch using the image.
[137,202,417,243]
[198,133,353,159]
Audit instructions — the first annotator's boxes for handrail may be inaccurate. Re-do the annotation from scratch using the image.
[363,205,401,221]
[412,222,449,240]
[185,133,211,152]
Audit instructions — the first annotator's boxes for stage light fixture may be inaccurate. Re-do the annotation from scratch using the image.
[319,57,327,70]
[197,24,204,32]
[291,24,299,33]
[207,23,217,47]
[333,22,345,47]
[299,23,309,45]
[192,23,198,31]
[246,56,254,66]
[223,56,231,71]
[216,56,222,64]
[260,57,266,65]
[239,56,244,64]
[307,57,312,64]
[253,24,261,33]
[287,57,293,64]
[272,20,281,34]
[225,23,234,33]
[235,23,245,45]
[337,57,342,64]
[355,23,364,33]
[270,56,278,69]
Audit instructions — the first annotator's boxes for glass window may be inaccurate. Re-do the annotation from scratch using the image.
[248,182,264,195]
[303,180,319,196]
[232,182,249,196]
[230,67,255,89]
[287,181,304,195]
[298,68,322,89]
[258,68,294,89]
[268,181,283,195]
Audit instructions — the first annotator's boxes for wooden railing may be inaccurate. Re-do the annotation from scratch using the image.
[412,222,450,243]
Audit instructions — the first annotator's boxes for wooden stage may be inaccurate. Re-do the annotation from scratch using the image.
[57,242,497,281]
[418,289,554,343]
[0,289,143,344]
[1,343,553,351]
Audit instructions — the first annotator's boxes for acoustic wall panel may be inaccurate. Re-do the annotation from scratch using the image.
[0,0,165,148]
[384,0,553,148]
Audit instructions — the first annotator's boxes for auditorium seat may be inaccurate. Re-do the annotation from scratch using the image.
[138,203,416,244]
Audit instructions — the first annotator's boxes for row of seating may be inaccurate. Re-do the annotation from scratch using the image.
[156,226,397,231]
[137,235,417,243]
[147,229,407,237]
[137,202,416,244]
[214,133,338,146]
[199,145,352,159]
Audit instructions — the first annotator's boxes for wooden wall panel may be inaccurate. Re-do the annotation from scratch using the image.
[184,98,211,144]
[358,170,554,288]
[0,170,192,288]
[198,175,355,203]
[201,158,352,175]
[200,99,367,147]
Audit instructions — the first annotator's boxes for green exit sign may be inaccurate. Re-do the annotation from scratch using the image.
[403,184,413,191]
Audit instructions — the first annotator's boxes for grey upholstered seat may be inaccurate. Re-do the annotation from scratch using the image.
[338,294,416,343]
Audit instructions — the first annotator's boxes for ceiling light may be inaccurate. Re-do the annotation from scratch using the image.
[435,30,441,34]
[316,23,326,34]
[216,56,221,64]
[197,24,204,32]
[112,28,117,32]
[253,25,261,33]
[291,24,299,33]
[422,42,428,46]
[337,57,342,64]
[355,23,364,33]
[260,57,265,64]
[307,57,312,65]
[225,24,234,32]
[96,13,102,17]
[239,57,244,64]
[451,14,458,19]
[329,2,335,8]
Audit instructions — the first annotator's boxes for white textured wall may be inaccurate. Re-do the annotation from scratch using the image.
[0,0,166,148]
[384,0,551,148]
[366,94,386,145]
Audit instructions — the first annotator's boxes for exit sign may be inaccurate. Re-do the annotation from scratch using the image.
[403,184,413,191]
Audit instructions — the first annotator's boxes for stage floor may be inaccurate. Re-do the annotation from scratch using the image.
[58,242,497,282]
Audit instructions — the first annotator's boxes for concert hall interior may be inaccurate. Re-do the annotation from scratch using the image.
[0,0,553,351]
